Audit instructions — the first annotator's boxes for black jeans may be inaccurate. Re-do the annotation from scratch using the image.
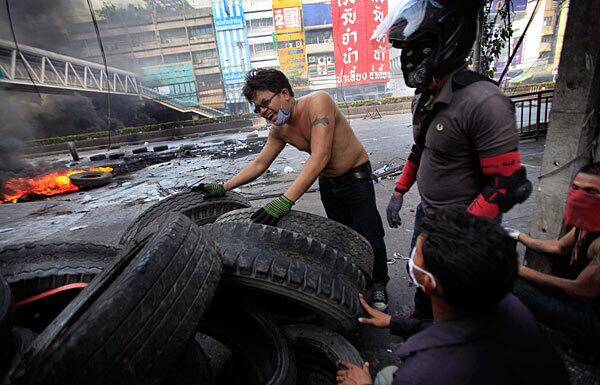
[319,162,389,285]
[410,203,503,319]
[513,278,600,349]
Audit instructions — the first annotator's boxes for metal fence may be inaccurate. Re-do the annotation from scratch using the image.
[509,89,554,139]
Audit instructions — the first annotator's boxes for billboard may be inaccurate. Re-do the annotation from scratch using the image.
[141,62,199,107]
[332,0,391,86]
[302,3,332,26]
[276,31,307,76]
[273,7,302,33]
[212,0,252,90]
[491,0,527,13]
[273,0,307,77]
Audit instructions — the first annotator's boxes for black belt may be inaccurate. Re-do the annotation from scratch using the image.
[319,162,374,184]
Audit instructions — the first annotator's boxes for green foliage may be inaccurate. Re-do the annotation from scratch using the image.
[480,0,513,78]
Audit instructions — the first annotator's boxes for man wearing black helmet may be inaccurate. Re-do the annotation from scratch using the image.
[372,0,532,319]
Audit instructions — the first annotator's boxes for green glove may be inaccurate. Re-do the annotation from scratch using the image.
[251,195,295,225]
[191,182,225,198]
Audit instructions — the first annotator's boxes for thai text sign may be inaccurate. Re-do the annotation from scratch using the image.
[332,0,390,86]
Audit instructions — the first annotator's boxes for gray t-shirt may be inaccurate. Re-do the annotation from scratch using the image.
[413,71,519,212]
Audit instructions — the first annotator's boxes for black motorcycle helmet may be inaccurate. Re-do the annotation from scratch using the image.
[373,0,480,87]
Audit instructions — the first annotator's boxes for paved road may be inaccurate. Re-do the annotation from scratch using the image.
[0,113,547,374]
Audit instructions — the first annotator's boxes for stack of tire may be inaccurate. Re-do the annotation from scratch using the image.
[1,189,369,385]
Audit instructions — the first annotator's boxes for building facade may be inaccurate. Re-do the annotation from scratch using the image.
[71,6,226,109]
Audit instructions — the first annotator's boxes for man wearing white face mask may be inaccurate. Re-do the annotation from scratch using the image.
[336,206,569,385]
[196,68,391,310]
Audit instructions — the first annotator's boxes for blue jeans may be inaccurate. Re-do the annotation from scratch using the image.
[512,278,600,349]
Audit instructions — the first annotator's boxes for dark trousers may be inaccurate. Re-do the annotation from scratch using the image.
[319,164,389,286]
[410,203,503,319]
[513,278,600,349]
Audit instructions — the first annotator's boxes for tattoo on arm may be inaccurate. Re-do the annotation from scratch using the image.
[311,116,330,127]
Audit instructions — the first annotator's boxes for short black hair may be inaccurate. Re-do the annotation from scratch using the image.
[579,162,600,177]
[242,68,294,102]
[419,206,518,312]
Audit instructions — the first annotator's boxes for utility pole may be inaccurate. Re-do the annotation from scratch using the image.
[527,0,600,271]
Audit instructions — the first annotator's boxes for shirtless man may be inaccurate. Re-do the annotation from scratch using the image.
[198,69,389,310]
[506,162,600,358]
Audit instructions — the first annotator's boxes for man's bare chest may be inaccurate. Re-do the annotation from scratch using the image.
[279,128,311,152]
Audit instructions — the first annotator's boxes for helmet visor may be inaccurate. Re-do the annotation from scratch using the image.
[370,0,443,44]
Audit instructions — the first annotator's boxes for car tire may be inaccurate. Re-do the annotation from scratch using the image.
[202,222,363,334]
[69,171,113,189]
[153,145,168,152]
[216,208,374,281]
[162,338,213,385]
[282,324,363,385]
[0,242,119,303]
[89,154,107,161]
[0,276,14,369]
[119,191,250,245]
[199,294,296,385]
[132,147,148,154]
[7,213,223,385]
[2,327,37,376]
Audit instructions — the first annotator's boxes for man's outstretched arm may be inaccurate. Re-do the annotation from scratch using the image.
[223,131,286,191]
[520,239,600,301]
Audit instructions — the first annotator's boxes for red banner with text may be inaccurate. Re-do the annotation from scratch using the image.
[331,0,390,86]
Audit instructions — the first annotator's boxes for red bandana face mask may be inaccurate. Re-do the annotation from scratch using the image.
[563,187,600,232]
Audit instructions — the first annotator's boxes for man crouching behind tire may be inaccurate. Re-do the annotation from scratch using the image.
[195,69,390,311]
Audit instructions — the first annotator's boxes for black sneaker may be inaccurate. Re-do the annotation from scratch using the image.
[372,285,389,312]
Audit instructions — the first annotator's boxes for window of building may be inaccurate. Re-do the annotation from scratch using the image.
[541,35,553,43]
[196,73,223,87]
[305,30,333,45]
[164,53,193,64]
[543,16,553,26]
[245,17,274,31]
[250,42,275,56]
[189,25,214,37]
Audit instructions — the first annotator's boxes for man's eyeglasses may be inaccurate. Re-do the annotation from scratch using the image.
[252,90,281,114]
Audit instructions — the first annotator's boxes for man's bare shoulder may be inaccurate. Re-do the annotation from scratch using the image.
[589,237,600,260]
[268,125,283,139]
[304,91,335,110]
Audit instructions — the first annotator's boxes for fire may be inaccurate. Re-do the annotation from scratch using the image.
[1,167,113,204]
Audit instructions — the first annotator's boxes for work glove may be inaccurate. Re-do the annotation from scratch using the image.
[191,182,225,198]
[503,226,521,241]
[386,194,403,228]
[251,195,294,226]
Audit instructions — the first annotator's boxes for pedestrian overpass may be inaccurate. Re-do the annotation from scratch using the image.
[0,39,225,119]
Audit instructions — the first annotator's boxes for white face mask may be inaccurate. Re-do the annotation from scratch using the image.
[409,247,437,290]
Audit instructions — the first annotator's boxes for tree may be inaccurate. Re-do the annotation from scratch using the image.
[477,0,513,78]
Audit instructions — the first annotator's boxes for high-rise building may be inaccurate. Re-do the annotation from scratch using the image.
[243,0,280,69]
[212,0,252,113]
[70,5,226,109]
[302,0,336,91]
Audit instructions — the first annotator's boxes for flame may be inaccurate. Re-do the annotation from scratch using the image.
[1,167,113,204]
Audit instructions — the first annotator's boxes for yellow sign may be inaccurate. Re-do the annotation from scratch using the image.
[272,0,300,10]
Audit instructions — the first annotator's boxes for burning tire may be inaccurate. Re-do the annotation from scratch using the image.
[282,324,363,385]
[69,171,112,189]
[7,213,223,385]
[216,208,374,281]
[108,152,125,160]
[199,294,296,385]
[119,191,250,245]
[1,276,14,367]
[202,222,364,334]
